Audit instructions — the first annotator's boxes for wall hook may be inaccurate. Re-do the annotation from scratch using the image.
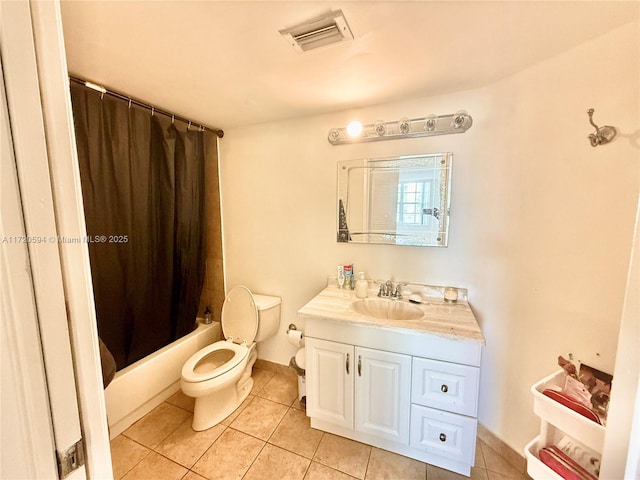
[587,108,617,147]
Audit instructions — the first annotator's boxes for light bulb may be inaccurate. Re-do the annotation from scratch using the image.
[451,110,469,129]
[346,120,363,137]
[398,118,411,134]
[328,128,341,141]
[425,114,438,132]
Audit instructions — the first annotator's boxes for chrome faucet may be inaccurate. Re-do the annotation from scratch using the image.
[378,280,402,299]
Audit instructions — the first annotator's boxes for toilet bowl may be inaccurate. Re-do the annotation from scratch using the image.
[180,285,281,431]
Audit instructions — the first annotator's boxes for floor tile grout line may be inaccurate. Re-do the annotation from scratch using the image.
[480,441,526,478]
[156,423,230,472]
[300,457,313,480]
[362,444,374,480]
[479,438,526,476]
[308,429,325,462]
[146,446,192,473]
[476,439,487,470]
[112,438,153,480]
[239,441,267,479]
[216,417,303,474]
[121,401,193,451]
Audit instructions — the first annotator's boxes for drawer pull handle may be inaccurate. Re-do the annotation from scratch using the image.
[439,433,447,442]
[346,353,350,374]
[441,384,448,393]
[358,356,362,376]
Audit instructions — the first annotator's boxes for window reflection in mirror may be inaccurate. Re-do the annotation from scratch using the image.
[337,153,452,247]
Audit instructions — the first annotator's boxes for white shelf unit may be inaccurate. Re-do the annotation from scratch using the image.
[525,370,606,479]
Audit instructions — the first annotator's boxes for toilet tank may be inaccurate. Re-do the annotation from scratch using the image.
[252,293,281,342]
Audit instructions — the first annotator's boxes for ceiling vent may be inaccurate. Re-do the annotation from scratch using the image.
[280,10,354,53]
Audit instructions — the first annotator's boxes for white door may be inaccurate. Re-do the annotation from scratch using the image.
[355,346,411,444]
[306,338,354,428]
[1,1,111,478]
[1,54,61,480]
[1,10,86,478]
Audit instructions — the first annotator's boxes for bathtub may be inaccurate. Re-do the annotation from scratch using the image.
[104,319,221,438]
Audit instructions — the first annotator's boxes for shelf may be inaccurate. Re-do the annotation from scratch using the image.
[525,436,565,480]
[531,370,606,452]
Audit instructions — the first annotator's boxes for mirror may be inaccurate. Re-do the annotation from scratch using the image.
[337,153,452,247]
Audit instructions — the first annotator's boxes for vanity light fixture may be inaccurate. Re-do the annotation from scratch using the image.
[327,111,473,145]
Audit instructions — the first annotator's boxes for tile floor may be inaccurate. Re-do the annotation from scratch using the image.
[111,368,531,480]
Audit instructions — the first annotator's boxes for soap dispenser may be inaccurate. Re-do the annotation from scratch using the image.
[355,272,368,299]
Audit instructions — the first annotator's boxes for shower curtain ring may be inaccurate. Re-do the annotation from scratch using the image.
[171,115,175,124]
[188,121,191,130]
[151,107,155,117]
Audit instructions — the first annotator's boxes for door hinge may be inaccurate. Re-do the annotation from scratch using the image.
[56,438,85,479]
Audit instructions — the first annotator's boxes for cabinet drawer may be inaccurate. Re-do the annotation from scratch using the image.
[412,358,479,416]
[410,404,477,465]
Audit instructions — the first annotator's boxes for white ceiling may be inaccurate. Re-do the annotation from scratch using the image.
[60,1,638,131]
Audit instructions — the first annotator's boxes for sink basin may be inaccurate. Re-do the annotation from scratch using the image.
[350,298,424,320]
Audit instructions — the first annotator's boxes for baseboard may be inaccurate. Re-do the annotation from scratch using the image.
[477,423,527,474]
[255,358,296,377]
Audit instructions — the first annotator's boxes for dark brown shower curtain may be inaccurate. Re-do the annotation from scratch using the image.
[70,84,207,370]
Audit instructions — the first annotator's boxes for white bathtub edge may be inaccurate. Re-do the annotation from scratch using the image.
[104,320,221,438]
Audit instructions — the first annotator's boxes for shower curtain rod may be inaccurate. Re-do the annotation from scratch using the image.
[69,76,224,138]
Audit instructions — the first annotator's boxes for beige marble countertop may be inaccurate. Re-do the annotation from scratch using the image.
[298,285,485,344]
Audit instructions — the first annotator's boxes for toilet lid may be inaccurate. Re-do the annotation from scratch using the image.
[221,285,258,344]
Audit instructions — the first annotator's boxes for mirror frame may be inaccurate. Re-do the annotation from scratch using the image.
[337,153,452,247]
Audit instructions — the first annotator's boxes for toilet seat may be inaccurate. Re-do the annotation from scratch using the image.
[182,341,248,383]
[182,286,261,385]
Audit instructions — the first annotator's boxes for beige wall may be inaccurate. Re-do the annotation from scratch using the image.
[219,21,639,452]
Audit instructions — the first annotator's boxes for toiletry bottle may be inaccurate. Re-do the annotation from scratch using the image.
[337,265,345,289]
[344,264,353,289]
[356,272,368,299]
[203,306,212,324]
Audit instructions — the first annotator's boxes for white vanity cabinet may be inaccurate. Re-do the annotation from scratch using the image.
[306,338,411,445]
[304,322,482,476]
[300,284,485,477]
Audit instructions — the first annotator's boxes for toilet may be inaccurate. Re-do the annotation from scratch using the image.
[181,285,281,431]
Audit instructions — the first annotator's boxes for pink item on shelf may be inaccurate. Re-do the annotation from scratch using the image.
[539,446,598,480]
[563,375,593,407]
[542,389,601,425]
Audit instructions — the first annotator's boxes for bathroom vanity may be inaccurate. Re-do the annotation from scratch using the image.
[298,284,485,476]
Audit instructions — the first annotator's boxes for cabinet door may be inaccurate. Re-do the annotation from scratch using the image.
[306,338,354,429]
[355,346,411,444]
